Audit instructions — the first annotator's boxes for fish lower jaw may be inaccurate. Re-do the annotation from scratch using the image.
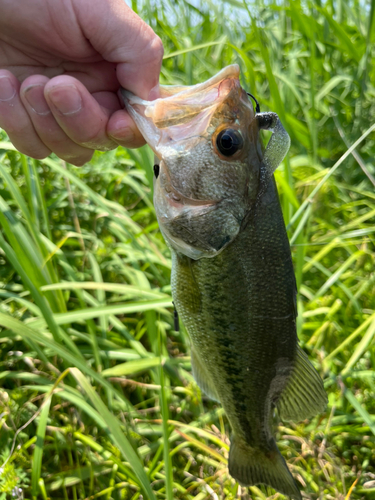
[161,225,222,260]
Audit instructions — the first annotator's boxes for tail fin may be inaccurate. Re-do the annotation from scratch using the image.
[228,437,302,500]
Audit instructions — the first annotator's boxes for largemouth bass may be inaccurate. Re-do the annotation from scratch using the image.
[122,65,327,500]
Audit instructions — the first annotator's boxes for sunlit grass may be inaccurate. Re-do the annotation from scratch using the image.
[0,0,374,498]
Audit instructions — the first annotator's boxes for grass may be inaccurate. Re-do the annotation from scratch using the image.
[0,0,374,498]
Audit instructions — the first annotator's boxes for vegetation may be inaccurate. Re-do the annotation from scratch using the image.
[0,0,374,498]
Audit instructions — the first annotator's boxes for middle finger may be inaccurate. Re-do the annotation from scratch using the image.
[44,75,118,151]
[21,75,94,165]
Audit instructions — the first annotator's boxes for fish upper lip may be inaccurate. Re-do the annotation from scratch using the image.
[121,65,244,156]
[121,64,240,106]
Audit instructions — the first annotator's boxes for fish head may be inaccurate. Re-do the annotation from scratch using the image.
[122,64,263,259]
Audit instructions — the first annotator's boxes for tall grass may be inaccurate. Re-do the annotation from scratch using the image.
[0,0,374,499]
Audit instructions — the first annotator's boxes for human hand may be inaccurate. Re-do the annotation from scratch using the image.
[0,0,163,165]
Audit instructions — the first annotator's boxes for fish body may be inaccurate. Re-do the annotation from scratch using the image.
[122,66,327,500]
[172,177,296,443]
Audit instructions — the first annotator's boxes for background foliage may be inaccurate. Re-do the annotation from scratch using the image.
[0,0,375,498]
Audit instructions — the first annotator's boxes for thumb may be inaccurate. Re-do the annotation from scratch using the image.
[77,0,163,99]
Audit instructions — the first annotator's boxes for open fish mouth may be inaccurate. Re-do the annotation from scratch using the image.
[152,158,225,260]
[120,64,249,159]
[154,158,218,209]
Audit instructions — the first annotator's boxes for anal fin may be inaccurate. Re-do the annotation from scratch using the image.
[190,346,220,402]
[277,345,327,421]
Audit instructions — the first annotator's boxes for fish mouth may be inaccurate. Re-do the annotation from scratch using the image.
[156,160,218,210]
[120,64,244,157]
[153,160,230,260]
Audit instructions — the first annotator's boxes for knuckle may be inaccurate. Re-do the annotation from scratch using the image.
[150,35,164,62]
[138,26,163,65]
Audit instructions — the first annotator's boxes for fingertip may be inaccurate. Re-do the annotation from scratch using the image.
[21,75,50,89]
[68,151,94,167]
[107,110,145,148]
[10,138,51,160]
[21,77,51,116]
[0,69,19,84]
[45,83,82,117]
[0,70,19,101]
[149,34,164,67]
[44,74,81,91]
[110,127,146,149]
[148,83,160,101]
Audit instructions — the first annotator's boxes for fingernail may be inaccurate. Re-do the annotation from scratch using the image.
[148,83,160,101]
[47,85,82,115]
[24,85,50,115]
[0,77,16,101]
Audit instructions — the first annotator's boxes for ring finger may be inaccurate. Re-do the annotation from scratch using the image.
[0,70,51,159]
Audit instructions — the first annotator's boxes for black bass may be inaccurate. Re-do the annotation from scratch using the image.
[122,65,327,500]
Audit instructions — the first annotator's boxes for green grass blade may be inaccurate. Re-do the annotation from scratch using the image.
[101,357,161,377]
[71,368,157,500]
[342,384,375,436]
[31,397,52,498]
[0,312,131,408]
[287,123,375,230]
[324,313,375,363]
[342,317,375,375]
[27,298,173,329]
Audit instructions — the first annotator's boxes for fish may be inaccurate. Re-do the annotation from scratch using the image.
[121,65,327,500]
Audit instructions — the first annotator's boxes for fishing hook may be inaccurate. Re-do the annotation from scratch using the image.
[247,92,260,114]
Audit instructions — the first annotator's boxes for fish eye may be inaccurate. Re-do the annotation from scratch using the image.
[216,129,243,157]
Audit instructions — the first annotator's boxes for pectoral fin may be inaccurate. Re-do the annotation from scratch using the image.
[277,345,327,421]
[190,346,220,401]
